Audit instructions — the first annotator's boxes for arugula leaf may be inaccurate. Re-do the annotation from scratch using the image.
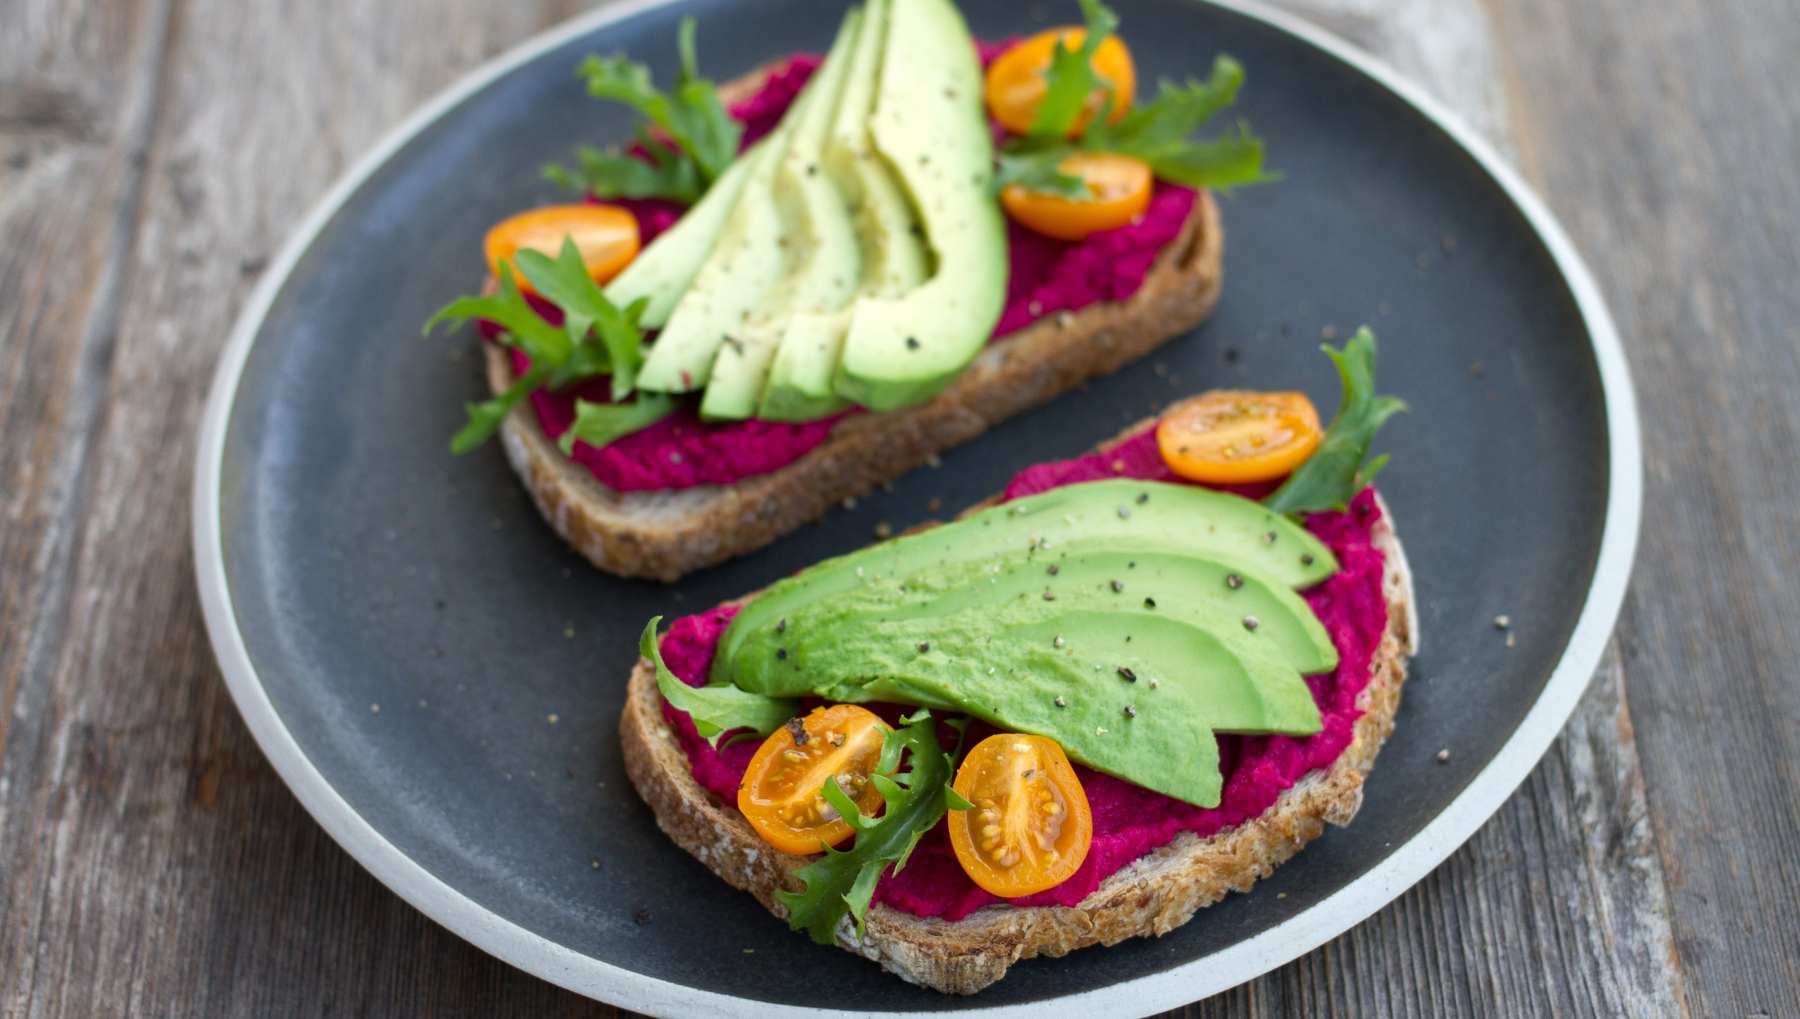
[425,251,654,453]
[545,17,741,202]
[1264,328,1407,515]
[1029,0,1121,138]
[995,140,1089,198]
[777,711,969,943]
[425,265,594,453]
[559,393,676,456]
[543,139,704,203]
[669,17,740,179]
[1088,56,1244,150]
[999,0,1273,201]
[641,617,796,746]
[451,361,551,455]
[514,238,648,398]
[425,263,572,366]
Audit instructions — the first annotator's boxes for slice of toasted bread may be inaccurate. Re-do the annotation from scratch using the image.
[483,60,1226,582]
[618,405,1419,994]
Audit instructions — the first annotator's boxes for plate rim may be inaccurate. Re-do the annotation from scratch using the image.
[191,1,1643,1014]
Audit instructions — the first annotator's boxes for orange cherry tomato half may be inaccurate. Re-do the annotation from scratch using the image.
[947,733,1093,898]
[1156,390,1325,484]
[1000,152,1154,241]
[738,705,892,855]
[483,204,640,296]
[985,28,1137,137]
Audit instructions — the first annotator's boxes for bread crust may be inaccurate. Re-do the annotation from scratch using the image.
[618,405,1418,994]
[483,59,1226,582]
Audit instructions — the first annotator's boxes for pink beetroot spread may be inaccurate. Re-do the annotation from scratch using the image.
[655,429,1392,921]
[507,50,1198,492]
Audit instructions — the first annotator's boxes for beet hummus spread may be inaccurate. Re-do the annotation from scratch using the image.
[502,50,1199,493]
[656,429,1392,921]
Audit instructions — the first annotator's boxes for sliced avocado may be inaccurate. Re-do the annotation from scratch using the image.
[758,313,855,421]
[635,71,808,393]
[732,546,1339,676]
[715,480,1336,673]
[699,9,864,421]
[759,0,930,421]
[830,0,1006,412]
[826,0,929,297]
[729,606,1321,808]
[601,151,754,330]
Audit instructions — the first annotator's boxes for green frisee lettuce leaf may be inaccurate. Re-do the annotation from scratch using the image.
[545,17,741,203]
[776,709,969,943]
[1264,328,1407,515]
[641,617,795,746]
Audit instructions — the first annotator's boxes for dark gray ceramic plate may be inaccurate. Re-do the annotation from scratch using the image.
[194,0,1641,1014]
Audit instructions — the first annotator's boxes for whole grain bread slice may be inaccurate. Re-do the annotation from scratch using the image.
[618,404,1420,994]
[483,60,1226,582]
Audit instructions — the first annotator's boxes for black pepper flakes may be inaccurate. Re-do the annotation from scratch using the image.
[1226,573,1243,590]
[633,909,653,926]
[1117,666,1137,682]
[1110,579,1124,593]
[1301,553,1315,566]
[905,336,920,350]
[1042,589,1056,601]
[1135,492,1149,505]
[1047,564,1060,576]
[776,647,788,660]
[785,717,808,745]
[776,618,787,634]
[917,641,930,653]
[1143,597,1157,609]
[1243,615,1261,632]
[1263,530,1278,544]
[1123,705,1137,718]
[1054,695,1067,708]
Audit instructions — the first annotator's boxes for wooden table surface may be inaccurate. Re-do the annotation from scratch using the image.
[3,0,1796,1015]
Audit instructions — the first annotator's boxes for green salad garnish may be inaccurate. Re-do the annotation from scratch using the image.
[423,237,668,454]
[642,616,795,746]
[777,709,971,943]
[1264,328,1407,515]
[996,0,1271,198]
[545,18,742,203]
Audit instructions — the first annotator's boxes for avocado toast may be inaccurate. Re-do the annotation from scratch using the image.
[620,333,1413,992]
[431,0,1262,580]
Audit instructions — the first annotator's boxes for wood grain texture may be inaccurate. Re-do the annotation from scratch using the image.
[1480,1,1800,1016]
[0,0,1791,1015]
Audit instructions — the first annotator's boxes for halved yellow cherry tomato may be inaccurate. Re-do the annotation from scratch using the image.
[985,28,1137,137]
[1156,390,1325,484]
[947,733,1092,898]
[738,705,891,855]
[483,204,640,296]
[1000,152,1153,241]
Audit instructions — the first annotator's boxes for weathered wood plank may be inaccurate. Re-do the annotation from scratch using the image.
[1480,0,1800,1016]
[0,1,177,1013]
